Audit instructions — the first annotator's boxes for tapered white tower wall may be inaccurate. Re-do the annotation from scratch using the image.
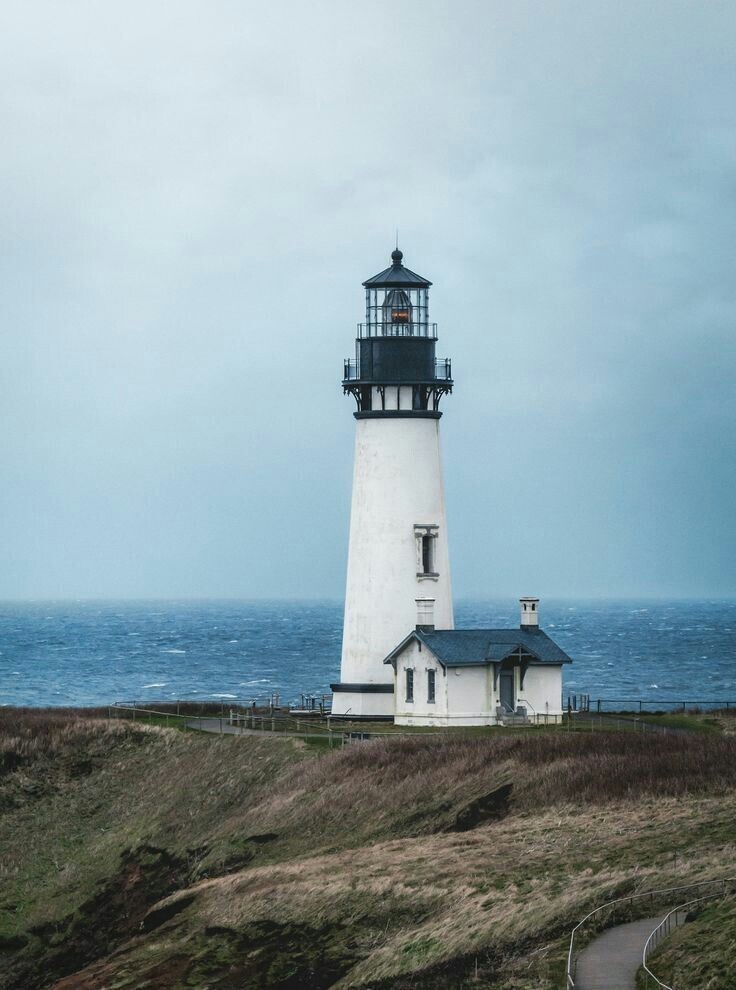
[333,415,454,717]
[331,248,454,719]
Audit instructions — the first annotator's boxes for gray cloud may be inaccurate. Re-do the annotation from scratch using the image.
[1,0,734,598]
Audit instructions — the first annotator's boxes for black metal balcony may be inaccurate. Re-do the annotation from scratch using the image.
[343,358,451,382]
[435,358,452,380]
[357,322,438,340]
[344,359,360,381]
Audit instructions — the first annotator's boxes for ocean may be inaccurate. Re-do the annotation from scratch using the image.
[1,599,734,710]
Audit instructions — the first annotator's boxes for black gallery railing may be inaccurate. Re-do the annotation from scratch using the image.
[343,358,452,382]
[357,322,438,339]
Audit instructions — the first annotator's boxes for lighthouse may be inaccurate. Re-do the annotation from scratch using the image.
[330,248,454,719]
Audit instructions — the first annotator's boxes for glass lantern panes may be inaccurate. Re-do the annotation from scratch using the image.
[363,286,432,338]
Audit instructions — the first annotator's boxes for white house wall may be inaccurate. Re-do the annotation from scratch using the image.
[519,664,564,720]
[334,415,454,718]
[445,666,493,725]
[394,640,447,725]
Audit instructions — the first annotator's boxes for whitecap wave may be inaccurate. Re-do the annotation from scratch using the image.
[142,682,167,688]
[162,649,186,654]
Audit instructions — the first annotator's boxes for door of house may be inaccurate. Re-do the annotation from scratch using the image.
[500,671,514,712]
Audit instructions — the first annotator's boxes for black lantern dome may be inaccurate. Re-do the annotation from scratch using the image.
[343,248,452,417]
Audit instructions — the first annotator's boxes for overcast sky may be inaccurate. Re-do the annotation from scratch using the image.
[2,0,735,600]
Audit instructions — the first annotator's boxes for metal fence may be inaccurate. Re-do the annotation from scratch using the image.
[110,703,707,740]
[593,698,736,714]
[109,703,596,743]
[566,877,736,988]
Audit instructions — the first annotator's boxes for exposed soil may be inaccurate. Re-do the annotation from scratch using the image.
[50,920,361,990]
[5,844,190,990]
[450,781,513,831]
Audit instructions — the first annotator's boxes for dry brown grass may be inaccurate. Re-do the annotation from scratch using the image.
[220,731,736,856]
[3,710,736,989]
[0,708,128,764]
[90,790,736,988]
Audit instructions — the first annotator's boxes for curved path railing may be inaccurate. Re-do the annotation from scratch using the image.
[641,880,736,989]
[566,877,736,988]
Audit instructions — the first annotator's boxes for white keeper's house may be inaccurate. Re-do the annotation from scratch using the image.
[330,248,572,725]
[384,597,572,726]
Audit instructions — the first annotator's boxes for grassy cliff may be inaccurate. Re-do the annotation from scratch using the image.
[1,709,735,989]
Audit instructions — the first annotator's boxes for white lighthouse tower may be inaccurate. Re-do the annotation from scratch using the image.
[331,248,454,718]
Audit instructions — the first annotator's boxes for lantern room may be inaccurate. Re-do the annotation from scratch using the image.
[362,248,434,339]
[343,247,452,415]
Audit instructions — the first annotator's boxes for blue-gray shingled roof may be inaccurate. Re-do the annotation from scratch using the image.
[384,628,573,666]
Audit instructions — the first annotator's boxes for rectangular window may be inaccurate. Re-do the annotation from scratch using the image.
[421,534,432,574]
[415,525,439,579]
[427,669,436,704]
[405,668,414,703]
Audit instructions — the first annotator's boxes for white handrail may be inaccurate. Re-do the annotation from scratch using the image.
[641,881,735,989]
[565,877,736,988]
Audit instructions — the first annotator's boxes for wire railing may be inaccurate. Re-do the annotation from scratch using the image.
[641,880,736,988]
[593,698,736,714]
[357,321,438,339]
[108,703,590,741]
[110,703,707,739]
[342,358,452,382]
[566,877,736,988]
[109,703,344,743]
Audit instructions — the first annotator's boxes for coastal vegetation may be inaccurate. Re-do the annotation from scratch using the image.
[1,708,735,988]
[641,898,736,989]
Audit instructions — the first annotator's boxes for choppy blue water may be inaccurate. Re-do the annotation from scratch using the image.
[1,599,734,709]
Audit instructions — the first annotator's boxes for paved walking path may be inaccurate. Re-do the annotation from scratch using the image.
[186,718,263,735]
[574,915,665,989]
